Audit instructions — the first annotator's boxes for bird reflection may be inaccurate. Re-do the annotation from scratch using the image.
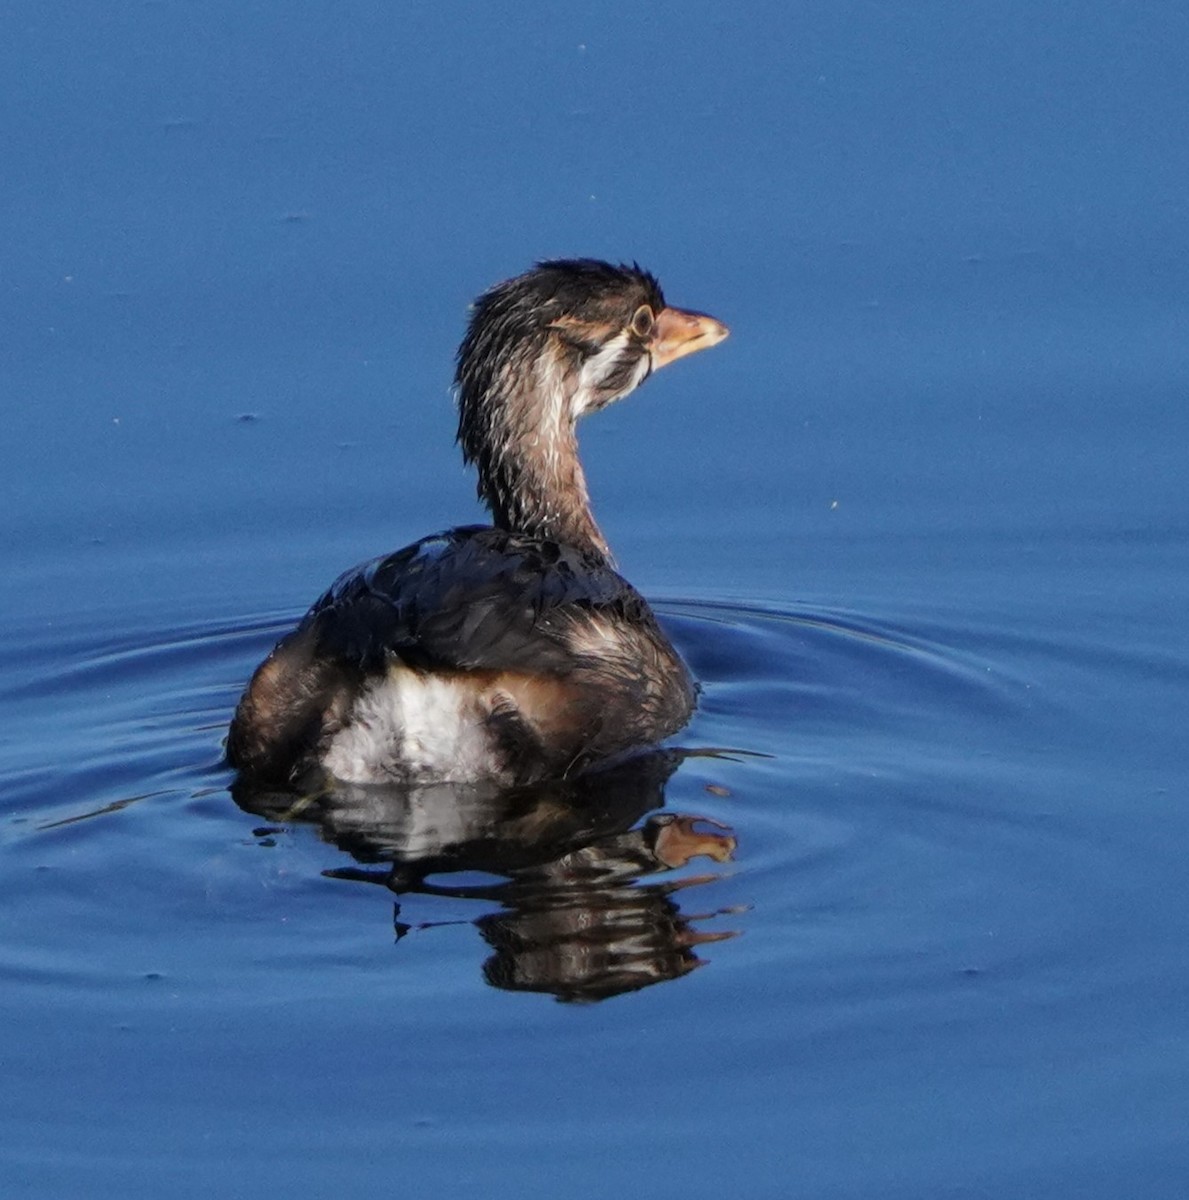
[232,750,742,1002]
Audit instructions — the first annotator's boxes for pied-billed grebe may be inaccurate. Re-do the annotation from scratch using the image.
[227,259,728,787]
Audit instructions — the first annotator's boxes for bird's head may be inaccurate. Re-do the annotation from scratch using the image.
[456,258,728,432]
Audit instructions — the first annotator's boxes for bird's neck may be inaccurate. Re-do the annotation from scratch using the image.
[491,415,611,560]
[461,342,613,562]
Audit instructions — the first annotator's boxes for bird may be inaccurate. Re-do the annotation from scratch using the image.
[226,258,728,790]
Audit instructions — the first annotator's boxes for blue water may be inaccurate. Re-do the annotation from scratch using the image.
[4,2,1189,1196]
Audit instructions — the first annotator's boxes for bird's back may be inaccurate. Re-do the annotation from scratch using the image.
[227,527,696,787]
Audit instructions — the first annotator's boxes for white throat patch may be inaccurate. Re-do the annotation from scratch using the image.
[574,332,648,415]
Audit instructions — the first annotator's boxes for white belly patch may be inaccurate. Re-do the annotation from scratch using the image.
[322,666,502,785]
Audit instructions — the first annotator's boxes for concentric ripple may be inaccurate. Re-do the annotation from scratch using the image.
[0,594,1167,1018]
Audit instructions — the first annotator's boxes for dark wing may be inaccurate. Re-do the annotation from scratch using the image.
[304,525,654,674]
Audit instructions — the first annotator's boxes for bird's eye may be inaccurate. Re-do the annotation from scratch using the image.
[630,305,655,338]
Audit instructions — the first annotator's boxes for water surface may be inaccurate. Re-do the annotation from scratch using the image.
[3,2,1188,1196]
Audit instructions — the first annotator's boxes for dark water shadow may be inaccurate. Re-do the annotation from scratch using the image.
[233,749,744,1003]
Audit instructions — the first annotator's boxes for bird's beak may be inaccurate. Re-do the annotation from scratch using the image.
[650,306,730,370]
